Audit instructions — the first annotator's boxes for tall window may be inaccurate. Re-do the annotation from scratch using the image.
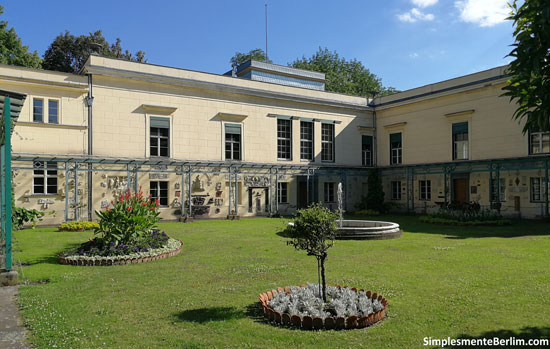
[321,123,335,162]
[530,177,547,202]
[391,181,401,200]
[277,118,292,160]
[150,181,168,206]
[419,180,431,200]
[530,130,550,154]
[452,122,469,160]
[33,98,43,122]
[324,182,335,202]
[48,100,59,124]
[362,135,373,166]
[225,124,242,160]
[490,178,506,202]
[33,161,57,195]
[150,117,170,157]
[277,182,288,203]
[390,133,402,165]
[300,121,314,161]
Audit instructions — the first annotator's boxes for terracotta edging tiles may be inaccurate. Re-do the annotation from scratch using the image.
[259,284,388,330]
[58,239,183,266]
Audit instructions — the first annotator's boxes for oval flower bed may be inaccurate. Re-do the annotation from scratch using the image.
[259,284,388,330]
[58,238,183,266]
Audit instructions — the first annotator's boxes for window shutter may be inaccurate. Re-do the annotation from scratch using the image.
[150,117,170,128]
[452,122,468,134]
[390,133,401,143]
[362,135,373,146]
[225,123,242,135]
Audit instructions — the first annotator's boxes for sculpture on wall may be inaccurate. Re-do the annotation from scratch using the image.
[192,175,205,192]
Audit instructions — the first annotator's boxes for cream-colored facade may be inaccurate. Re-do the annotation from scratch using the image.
[1,56,548,225]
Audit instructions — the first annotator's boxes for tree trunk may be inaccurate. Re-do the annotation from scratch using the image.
[317,257,321,298]
[320,254,327,302]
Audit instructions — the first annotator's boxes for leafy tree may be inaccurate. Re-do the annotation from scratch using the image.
[0,5,41,68]
[42,30,146,74]
[366,168,385,213]
[230,48,272,69]
[502,0,550,132]
[286,203,338,302]
[290,47,397,97]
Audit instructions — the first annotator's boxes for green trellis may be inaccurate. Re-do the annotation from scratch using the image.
[0,90,26,271]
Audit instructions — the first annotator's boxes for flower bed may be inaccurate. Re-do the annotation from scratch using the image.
[419,216,511,226]
[259,284,388,330]
[58,238,183,266]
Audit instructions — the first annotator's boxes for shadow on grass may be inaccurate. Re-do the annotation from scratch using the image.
[19,242,82,266]
[451,327,550,348]
[174,307,248,323]
[352,214,550,240]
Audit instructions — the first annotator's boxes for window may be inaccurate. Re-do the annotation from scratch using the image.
[390,133,402,165]
[277,182,288,203]
[48,100,59,124]
[530,177,548,202]
[321,123,335,162]
[324,182,335,202]
[150,117,170,157]
[490,178,506,202]
[225,124,242,160]
[452,122,469,160]
[530,130,550,154]
[33,161,57,195]
[33,98,43,122]
[419,180,431,200]
[300,121,314,161]
[362,135,373,166]
[277,118,292,160]
[150,181,169,206]
[391,181,401,200]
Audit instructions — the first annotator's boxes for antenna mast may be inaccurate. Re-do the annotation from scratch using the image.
[265,4,268,61]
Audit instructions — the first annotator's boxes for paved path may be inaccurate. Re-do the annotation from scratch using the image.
[0,286,28,349]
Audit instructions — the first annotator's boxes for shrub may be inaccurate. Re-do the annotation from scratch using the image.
[430,207,504,222]
[12,207,44,230]
[285,203,338,302]
[58,221,99,232]
[94,187,160,246]
[419,216,511,226]
[77,230,170,256]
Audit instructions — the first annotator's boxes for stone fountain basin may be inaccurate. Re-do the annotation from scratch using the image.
[336,220,401,240]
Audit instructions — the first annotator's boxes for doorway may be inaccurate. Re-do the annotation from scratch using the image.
[297,181,308,209]
[453,177,469,204]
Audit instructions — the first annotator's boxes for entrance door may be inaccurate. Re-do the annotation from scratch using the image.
[297,181,308,209]
[453,178,469,203]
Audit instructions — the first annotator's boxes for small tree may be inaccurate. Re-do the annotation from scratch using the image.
[366,168,385,213]
[230,48,272,69]
[286,203,338,302]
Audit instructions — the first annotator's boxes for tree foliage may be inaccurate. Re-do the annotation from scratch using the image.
[285,203,338,302]
[290,47,397,97]
[42,30,146,74]
[0,6,41,68]
[502,0,550,132]
[230,48,272,69]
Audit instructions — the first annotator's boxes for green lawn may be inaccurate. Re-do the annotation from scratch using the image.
[13,215,550,348]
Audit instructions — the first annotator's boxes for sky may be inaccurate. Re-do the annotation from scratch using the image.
[2,0,516,91]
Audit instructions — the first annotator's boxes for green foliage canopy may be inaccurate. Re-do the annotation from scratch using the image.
[290,47,397,97]
[42,30,146,74]
[230,48,272,69]
[0,6,41,68]
[503,0,550,132]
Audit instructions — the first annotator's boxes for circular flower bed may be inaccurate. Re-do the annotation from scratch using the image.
[58,238,183,266]
[259,284,388,330]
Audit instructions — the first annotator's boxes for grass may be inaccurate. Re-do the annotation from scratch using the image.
[13,215,550,348]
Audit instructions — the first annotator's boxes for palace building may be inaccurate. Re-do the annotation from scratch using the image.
[1,55,548,225]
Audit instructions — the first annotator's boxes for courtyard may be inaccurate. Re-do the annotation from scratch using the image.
[13,215,550,348]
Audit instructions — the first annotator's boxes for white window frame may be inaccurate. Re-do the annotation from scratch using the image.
[530,177,548,203]
[321,123,335,163]
[150,181,169,206]
[32,97,60,124]
[490,178,506,202]
[277,182,288,204]
[33,161,58,195]
[277,119,292,160]
[530,131,550,154]
[324,182,335,203]
[300,121,314,161]
[391,181,401,200]
[419,180,431,201]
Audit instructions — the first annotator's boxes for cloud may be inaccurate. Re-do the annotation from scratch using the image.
[397,8,435,23]
[455,0,509,27]
[409,52,419,59]
[411,0,438,8]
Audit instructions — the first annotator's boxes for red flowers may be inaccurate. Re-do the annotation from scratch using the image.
[127,207,132,212]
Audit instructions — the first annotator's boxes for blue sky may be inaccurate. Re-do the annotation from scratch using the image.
[3,0,515,91]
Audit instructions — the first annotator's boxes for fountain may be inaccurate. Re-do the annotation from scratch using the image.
[334,182,401,240]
